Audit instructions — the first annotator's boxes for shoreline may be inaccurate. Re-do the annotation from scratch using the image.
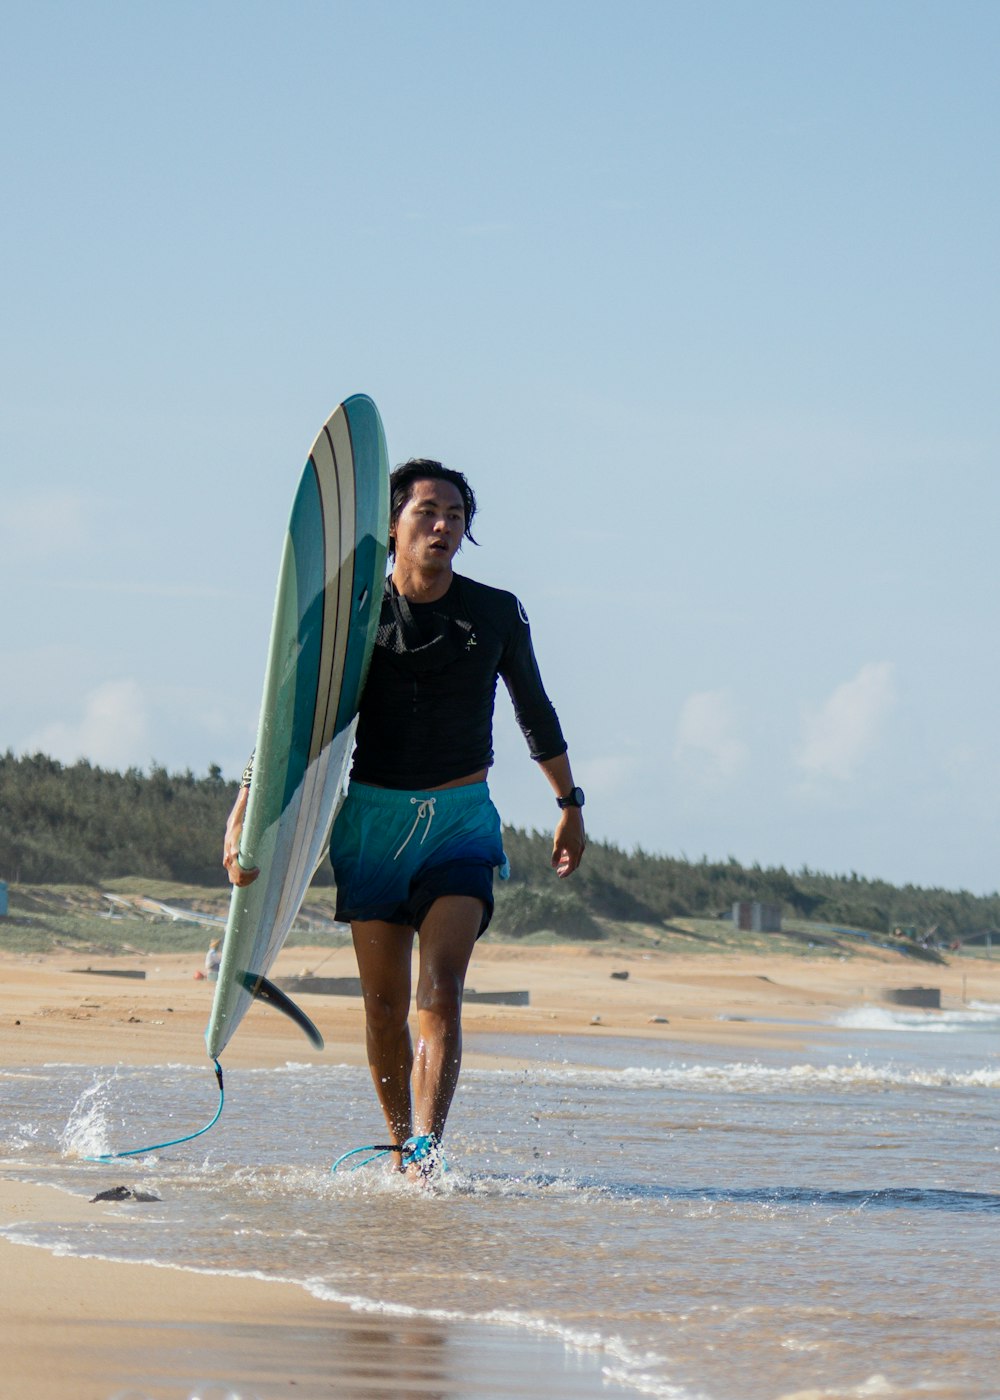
[3,944,998,1399]
[0,1180,631,1400]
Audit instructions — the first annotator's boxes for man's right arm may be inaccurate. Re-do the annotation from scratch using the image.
[223,781,260,887]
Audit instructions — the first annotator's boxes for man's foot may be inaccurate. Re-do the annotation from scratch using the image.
[400,1133,444,1182]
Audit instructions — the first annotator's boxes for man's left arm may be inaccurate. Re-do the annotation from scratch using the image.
[494,589,585,876]
[537,752,586,878]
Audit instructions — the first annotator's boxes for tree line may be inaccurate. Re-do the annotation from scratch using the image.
[2,750,998,941]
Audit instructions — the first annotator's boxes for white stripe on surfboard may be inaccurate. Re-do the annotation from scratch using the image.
[321,407,359,746]
[275,410,358,920]
[307,415,356,762]
[252,736,352,983]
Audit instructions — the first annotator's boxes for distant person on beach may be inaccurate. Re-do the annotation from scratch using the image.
[204,938,222,980]
[223,459,585,1179]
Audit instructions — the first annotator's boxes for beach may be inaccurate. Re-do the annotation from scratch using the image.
[2,1179,626,1400]
[7,938,994,1071]
[3,941,999,1399]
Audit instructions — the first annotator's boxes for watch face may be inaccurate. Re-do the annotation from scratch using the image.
[560,787,585,808]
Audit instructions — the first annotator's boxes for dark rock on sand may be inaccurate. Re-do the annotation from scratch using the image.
[90,1185,161,1203]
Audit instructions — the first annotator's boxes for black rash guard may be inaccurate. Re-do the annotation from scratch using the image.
[350,573,566,789]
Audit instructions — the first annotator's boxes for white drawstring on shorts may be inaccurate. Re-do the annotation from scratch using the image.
[393,796,437,859]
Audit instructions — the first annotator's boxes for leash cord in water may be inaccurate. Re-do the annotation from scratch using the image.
[85,1060,225,1161]
[331,1133,444,1174]
[331,1142,400,1172]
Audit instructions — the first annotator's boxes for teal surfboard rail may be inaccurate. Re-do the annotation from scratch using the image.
[206,395,389,1059]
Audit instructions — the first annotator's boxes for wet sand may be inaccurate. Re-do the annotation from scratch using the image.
[3,942,997,1398]
[2,1181,639,1400]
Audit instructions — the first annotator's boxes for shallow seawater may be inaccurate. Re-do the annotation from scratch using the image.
[3,1003,1000,1400]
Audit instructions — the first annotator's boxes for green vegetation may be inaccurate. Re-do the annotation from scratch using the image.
[0,751,239,886]
[494,827,998,948]
[2,752,998,952]
[0,880,969,961]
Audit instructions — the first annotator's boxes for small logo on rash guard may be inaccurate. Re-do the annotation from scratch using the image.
[517,599,529,625]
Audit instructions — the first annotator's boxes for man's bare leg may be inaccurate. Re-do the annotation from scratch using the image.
[351,920,416,1152]
[411,895,483,1145]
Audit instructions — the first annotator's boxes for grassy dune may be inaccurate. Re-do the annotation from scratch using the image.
[0,880,967,965]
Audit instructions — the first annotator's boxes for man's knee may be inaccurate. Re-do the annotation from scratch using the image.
[362,988,410,1037]
[416,970,464,1023]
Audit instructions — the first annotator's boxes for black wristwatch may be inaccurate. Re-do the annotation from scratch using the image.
[556,786,585,810]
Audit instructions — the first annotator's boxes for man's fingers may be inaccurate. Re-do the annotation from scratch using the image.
[224,854,260,887]
[551,843,584,877]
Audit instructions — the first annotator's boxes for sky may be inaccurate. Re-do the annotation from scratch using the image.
[2,1,998,894]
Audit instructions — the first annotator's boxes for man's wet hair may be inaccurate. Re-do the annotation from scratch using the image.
[388,459,478,559]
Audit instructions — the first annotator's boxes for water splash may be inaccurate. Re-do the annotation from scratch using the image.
[59,1070,121,1157]
[835,1005,1000,1033]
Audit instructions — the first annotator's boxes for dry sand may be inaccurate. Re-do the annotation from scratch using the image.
[3,941,996,1398]
[6,938,995,1070]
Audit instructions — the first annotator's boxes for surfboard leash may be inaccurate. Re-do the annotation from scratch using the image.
[331,1133,445,1175]
[84,1059,225,1162]
[331,1142,401,1172]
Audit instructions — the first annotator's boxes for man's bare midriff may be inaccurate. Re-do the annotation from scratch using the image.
[367,768,488,792]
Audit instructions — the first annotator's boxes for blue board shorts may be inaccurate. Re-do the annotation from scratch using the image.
[330,781,510,935]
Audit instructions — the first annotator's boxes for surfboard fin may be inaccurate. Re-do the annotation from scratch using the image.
[241,972,325,1049]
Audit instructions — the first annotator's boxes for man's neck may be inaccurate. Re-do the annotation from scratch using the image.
[391,562,455,604]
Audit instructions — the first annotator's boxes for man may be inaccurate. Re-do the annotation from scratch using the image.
[204,938,222,981]
[224,459,585,1178]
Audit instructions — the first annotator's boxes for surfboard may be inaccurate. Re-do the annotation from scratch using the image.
[205,394,389,1060]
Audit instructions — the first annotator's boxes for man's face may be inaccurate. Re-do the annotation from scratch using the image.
[391,479,466,571]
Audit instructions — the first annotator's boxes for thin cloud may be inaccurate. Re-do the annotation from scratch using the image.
[45,578,243,601]
[796,662,896,782]
[575,753,637,797]
[25,679,149,770]
[0,489,89,559]
[674,689,747,781]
